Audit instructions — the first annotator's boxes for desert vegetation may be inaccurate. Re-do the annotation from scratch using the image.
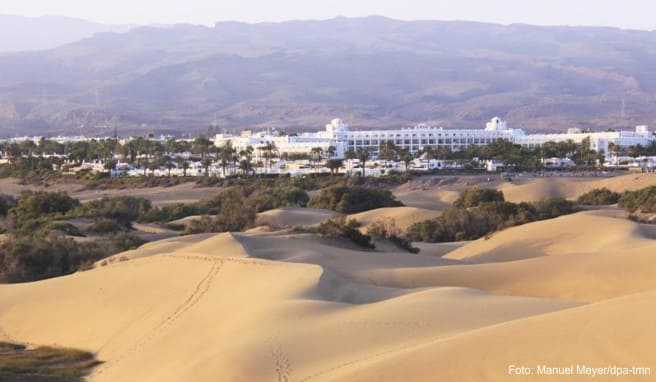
[0,341,100,382]
[309,185,403,213]
[576,188,622,205]
[367,219,420,253]
[407,190,578,243]
[304,218,375,249]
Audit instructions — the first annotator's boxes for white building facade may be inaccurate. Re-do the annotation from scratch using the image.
[215,118,655,159]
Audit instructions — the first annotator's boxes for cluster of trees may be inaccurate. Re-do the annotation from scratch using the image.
[343,137,607,175]
[0,191,149,282]
[0,133,618,185]
[407,188,578,243]
[308,185,403,213]
[608,141,656,158]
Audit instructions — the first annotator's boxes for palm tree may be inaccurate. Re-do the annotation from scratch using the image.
[346,148,371,177]
[219,141,237,176]
[193,136,213,162]
[310,147,324,169]
[326,159,343,175]
[202,157,213,177]
[176,157,190,177]
[398,148,414,172]
[327,145,337,159]
[259,142,278,174]
[238,146,254,176]
[378,141,398,163]
[162,155,175,177]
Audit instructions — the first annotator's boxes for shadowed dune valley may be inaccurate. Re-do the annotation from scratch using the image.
[1,173,656,381]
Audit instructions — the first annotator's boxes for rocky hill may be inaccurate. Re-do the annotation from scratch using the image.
[1,16,656,136]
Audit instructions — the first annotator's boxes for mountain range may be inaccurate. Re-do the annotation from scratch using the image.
[1,16,656,136]
[0,15,132,52]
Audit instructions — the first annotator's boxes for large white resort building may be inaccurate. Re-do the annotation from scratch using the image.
[214,118,655,159]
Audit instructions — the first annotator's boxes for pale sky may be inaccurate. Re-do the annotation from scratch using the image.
[2,0,655,30]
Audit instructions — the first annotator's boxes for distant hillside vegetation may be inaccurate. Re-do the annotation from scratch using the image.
[1,16,656,135]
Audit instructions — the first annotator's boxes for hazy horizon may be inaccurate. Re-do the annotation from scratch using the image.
[2,0,655,31]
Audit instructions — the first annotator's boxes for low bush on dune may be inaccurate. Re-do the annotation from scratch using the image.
[0,233,145,283]
[577,188,621,206]
[86,218,129,234]
[0,194,16,217]
[246,185,310,213]
[453,187,505,208]
[619,186,656,213]
[44,221,85,237]
[407,196,578,243]
[367,219,419,253]
[140,203,207,223]
[314,218,375,249]
[74,196,153,225]
[0,341,101,381]
[184,188,257,234]
[8,191,80,232]
[308,186,403,213]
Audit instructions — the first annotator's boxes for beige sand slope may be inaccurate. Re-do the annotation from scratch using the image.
[1,199,655,381]
[0,232,576,382]
[255,207,340,229]
[363,211,656,303]
[349,207,441,232]
[331,290,656,382]
[500,173,656,203]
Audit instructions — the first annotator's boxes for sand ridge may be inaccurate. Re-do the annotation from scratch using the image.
[1,173,656,381]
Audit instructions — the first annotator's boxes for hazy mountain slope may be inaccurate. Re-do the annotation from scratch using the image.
[1,16,656,136]
[0,15,132,53]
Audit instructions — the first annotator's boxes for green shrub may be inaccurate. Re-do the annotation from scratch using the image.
[367,219,419,253]
[76,196,152,224]
[308,186,402,213]
[9,191,79,230]
[44,221,85,237]
[0,232,146,283]
[140,203,207,223]
[0,194,16,217]
[407,198,577,243]
[86,219,128,234]
[315,218,375,249]
[0,341,100,382]
[247,186,310,212]
[185,188,256,234]
[577,188,621,206]
[619,186,656,213]
[453,187,505,208]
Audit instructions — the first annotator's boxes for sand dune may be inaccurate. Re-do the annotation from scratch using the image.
[501,173,656,203]
[363,211,656,303]
[0,231,575,382]
[255,207,340,229]
[1,183,655,381]
[394,173,656,209]
[331,290,656,382]
[349,207,441,232]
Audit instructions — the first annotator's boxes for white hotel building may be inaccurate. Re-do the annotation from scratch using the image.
[215,118,654,159]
